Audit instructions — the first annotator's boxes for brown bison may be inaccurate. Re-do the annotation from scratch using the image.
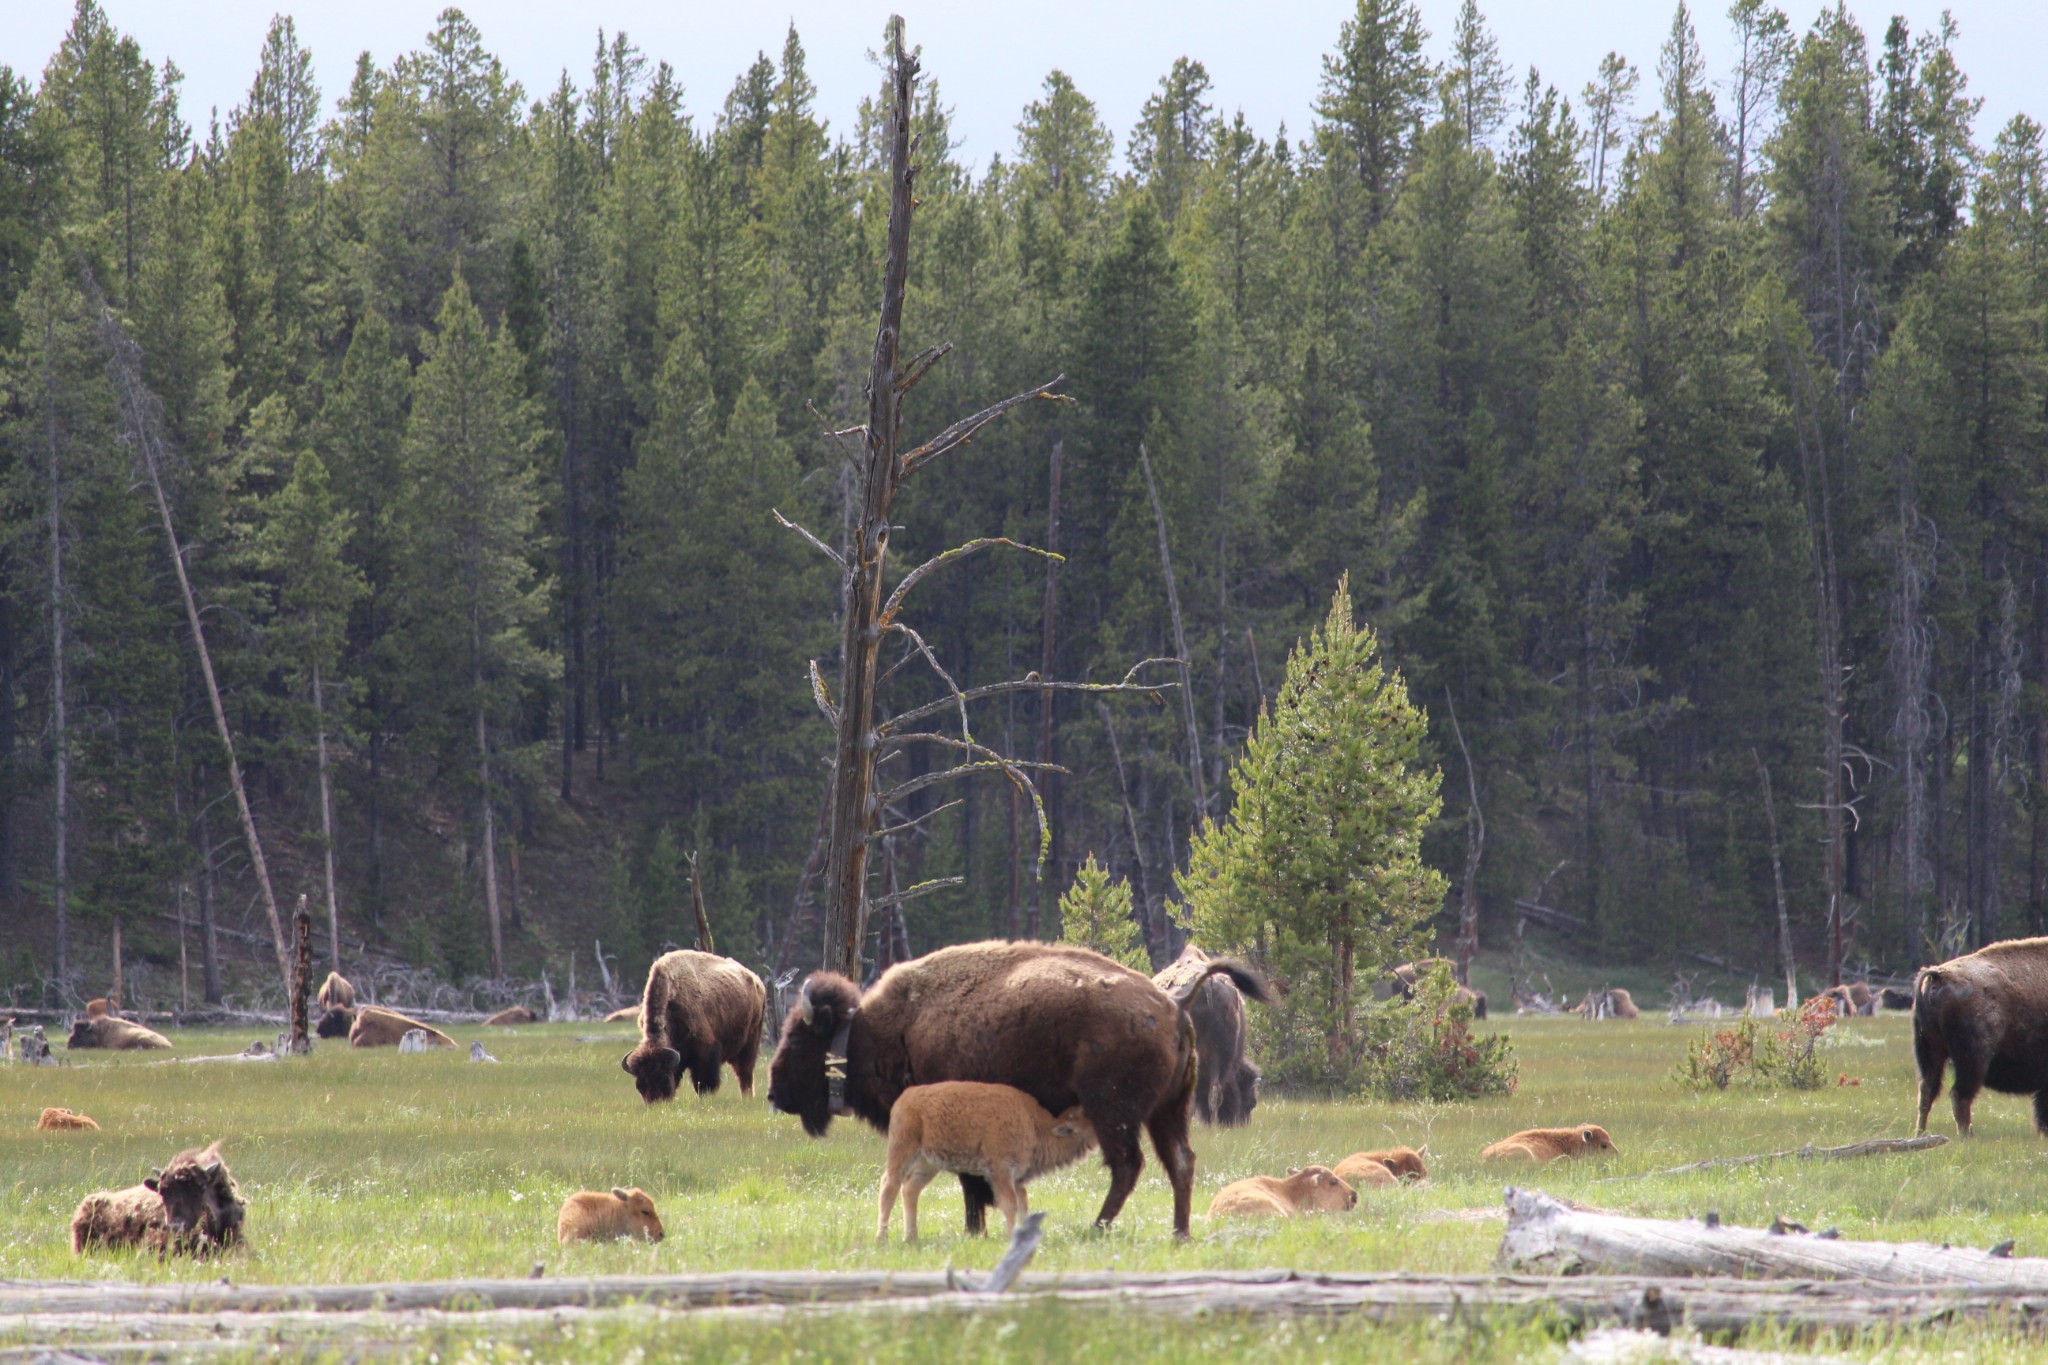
[482,1005,535,1027]
[71,1141,245,1256]
[621,950,766,1101]
[1914,937,2048,1136]
[315,1006,355,1039]
[877,1082,1097,1243]
[1480,1124,1619,1162]
[1153,944,1262,1127]
[1330,1154,1398,1189]
[316,972,356,1009]
[556,1188,665,1243]
[1335,1146,1428,1182]
[1572,988,1640,1020]
[1390,959,1489,1018]
[1818,982,1875,1017]
[1209,1166,1357,1217]
[37,1107,100,1131]
[67,1016,171,1050]
[605,1005,640,1023]
[768,940,1270,1239]
[348,1006,454,1049]
[85,998,115,1018]
[1880,986,1915,1011]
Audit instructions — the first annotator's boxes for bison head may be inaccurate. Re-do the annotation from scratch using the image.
[621,1043,685,1103]
[1579,1125,1618,1154]
[767,972,860,1137]
[611,1187,665,1241]
[147,1141,246,1252]
[66,1019,97,1049]
[315,1007,354,1039]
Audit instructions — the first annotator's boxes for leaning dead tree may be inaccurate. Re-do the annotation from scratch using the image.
[92,270,292,992]
[785,18,1174,979]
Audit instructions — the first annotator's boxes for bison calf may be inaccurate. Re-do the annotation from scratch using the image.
[316,972,356,1010]
[483,1005,535,1027]
[1914,937,2048,1136]
[72,1141,245,1256]
[1209,1166,1357,1218]
[1480,1124,1618,1162]
[37,1107,100,1131]
[878,1082,1097,1243]
[557,1188,665,1244]
[1334,1146,1427,1184]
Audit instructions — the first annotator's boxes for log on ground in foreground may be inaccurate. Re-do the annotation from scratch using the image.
[1500,1187,2048,1288]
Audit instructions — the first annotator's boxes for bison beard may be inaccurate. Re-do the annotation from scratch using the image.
[767,940,1270,1239]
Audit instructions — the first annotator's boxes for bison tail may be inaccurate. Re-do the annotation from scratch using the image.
[1193,958,1275,1007]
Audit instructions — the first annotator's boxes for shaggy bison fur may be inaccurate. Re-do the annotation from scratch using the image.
[1153,945,1262,1127]
[1480,1124,1619,1162]
[1209,1166,1357,1217]
[768,940,1271,1239]
[1914,937,2048,1136]
[556,1188,664,1243]
[348,1006,454,1049]
[621,950,766,1101]
[71,1141,245,1256]
[315,1006,355,1039]
[316,972,357,1009]
[66,1016,171,1050]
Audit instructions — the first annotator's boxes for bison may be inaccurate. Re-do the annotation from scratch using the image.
[1914,937,2048,1136]
[37,1107,100,1131]
[621,950,766,1102]
[556,1187,665,1243]
[768,940,1270,1239]
[1335,1146,1427,1183]
[71,1140,245,1256]
[605,1005,640,1023]
[482,1005,535,1027]
[1330,1154,1397,1189]
[85,998,115,1018]
[1209,1166,1357,1218]
[315,1006,355,1039]
[348,1006,454,1049]
[316,972,356,1010]
[1389,959,1488,1018]
[1153,944,1262,1127]
[1818,982,1875,1017]
[1480,1124,1619,1162]
[877,1081,1097,1243]
[67,1016,171,1050]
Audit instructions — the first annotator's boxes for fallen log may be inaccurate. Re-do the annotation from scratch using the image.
[1500,1187,2046,1288]
[1620,1134,1947,1178]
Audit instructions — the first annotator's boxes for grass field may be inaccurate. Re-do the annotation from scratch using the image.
[3,1010,2044,1360]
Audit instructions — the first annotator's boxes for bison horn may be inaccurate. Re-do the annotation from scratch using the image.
[620,1054,635,1076]
[798,979,815,1027]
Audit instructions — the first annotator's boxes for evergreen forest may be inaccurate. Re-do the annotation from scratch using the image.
[1,0,2041,1008]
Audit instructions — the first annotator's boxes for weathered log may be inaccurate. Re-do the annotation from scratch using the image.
[1625,1134,1947,1178]
[1500,1187,2047,1288]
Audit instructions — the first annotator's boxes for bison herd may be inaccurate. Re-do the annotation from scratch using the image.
[31,933,2048,1261]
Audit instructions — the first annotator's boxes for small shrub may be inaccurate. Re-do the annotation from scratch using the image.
[1057,855,1149,970]
[1671,997,1836,1092]
[1356,963,1518,1102]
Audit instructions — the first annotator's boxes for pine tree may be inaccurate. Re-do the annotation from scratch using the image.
[1057,855,1148,969]
[1129,58,1216,226]
[1314,0,1434,230]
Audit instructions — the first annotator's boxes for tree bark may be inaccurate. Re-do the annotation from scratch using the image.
[1097,699,1157,964]
[313,660,342,979]
[688,851,715,954]
[1139,444,1207,826]
[194,804,221,1004]
[1754,750,1797,1007]
[288,896,311,1055]
[476,693,504,980]
[1446,690,1483,985]
[111,917,122,1008]
[44,344,69,992]
[1034,440,1062,936]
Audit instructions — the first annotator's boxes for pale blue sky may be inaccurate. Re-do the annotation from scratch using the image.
[6,1,2042,169]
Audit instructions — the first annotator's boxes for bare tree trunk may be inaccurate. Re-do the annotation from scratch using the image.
[1139,444,1207,825]
[1033,440,1062,938]
[111,917,122,1007]
[1755,749,1797,1007]
[194,805,221,1004]
[368,686,386,933]
[1097,699,1156,963]
[1445,690,1483,986]
[44,358,70,992]
[96,290,290,991]
[688,850,715,954]
[313,660,342,978]
[288,896,311,1055]
[476,691,504,980]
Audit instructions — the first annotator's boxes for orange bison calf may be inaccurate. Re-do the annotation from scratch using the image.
[316,972,357,1010]
[66,1016,171,1050]
[1209,1166,1357,1217]
[1480,1125,1619,1162]
[349,1006,455,1049]
[556,1188,665,1244]
[483,1005,535,1026]
[37,1107,100,1131]
[877,1082,1098,1243]
[71,1141,246,1256]
[1915,937,2048,1136]
[1335,1146,1428,1184]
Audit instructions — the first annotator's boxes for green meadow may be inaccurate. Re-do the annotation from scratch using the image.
[3,1011,2044,1360]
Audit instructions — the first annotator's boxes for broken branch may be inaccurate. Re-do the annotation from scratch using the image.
[899,376,1069,478]
[774,509,846,569]
[881,538,1062,626]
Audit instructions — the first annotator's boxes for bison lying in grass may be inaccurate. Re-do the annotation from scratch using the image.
[1209,1166,1357,1217]
[556,1188,665,1243]
[877,1081,1097,1243]
[769,939,1269,1239]
[621,950,766,1102]
[37,1107,100,1131]
[1334,1146,1427,1184]
[66,1016,171,1050]
[349,1006,454,1049]
[71,1141,245,1256]
[1480,1124,1619,1162]
[1915,936,2048,1136]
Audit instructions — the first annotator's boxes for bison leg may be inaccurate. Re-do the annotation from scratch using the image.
[901,1165,938,1243]
[1089,1124,1147,1232]
[2033,1090,2048,1137]
[689,1043,725,1096]
[1191,1052,1217,1126]
[729,1034,760,1098]
[959,1173,995,1235]
[990,1170,1024,1237]
[1145,1103,1197,1240]
[877,1165,905,1243]
[1913,1017,1948,1135]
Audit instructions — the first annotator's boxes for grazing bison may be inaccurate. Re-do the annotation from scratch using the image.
[1335,1146,1427,1183]
[621,950,766,1102]
[482,1005,534,1027]
[348,1006,454,1049]
[1480,1124,1619,1162]
[769,940,1271,1239]
[1880,986,1915,1011]
[877,1082,1097,1243]
[1390,959,1489,1018]
[67,1016,171,1051]
[71,1141,245,1256]
[1209,1166,1357,1218]
[316,973,356,1010]
[37,1107,100,1131]
[1914,937,2048,1136]
[556,1188,665,1243]
[1153,944,1263,1127]
[315,1006,355,1039]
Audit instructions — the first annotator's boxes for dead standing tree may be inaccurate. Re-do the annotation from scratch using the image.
[785,20,1174,979]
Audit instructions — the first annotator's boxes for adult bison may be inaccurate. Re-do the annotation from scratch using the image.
[1914,937,2048,1136]
[767,940,1270,1239]
[1152,944,1261,1127]
[621,950,766,1101]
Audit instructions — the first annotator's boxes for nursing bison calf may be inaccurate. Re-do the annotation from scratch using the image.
[556,1188,664,1243]
[1209,1166,1357,1218]
[1914,936,2048,1136]
[769,940,1270,1239]
[67,1016,171,1050]
[621,950,766,1101]
[1480,1124,1618,1162]
[71,1141,245,1256]
[877,1081,1097,1243]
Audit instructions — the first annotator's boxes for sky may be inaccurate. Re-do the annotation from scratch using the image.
[6,1,2043,171]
